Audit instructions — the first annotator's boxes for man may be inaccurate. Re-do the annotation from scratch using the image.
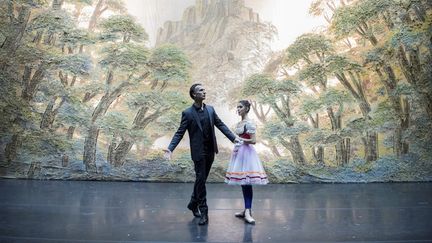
[164,83,238,225]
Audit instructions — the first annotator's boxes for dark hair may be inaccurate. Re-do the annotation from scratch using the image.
[239,100,251,113]
[189,83,202,99]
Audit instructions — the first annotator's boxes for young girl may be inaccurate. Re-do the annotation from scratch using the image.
[225,100,268,224]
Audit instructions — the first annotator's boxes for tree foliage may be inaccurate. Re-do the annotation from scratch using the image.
[0,0,192,171]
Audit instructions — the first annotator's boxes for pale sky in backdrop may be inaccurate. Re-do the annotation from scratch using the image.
[125,0,327,50]
[122,0,327,151]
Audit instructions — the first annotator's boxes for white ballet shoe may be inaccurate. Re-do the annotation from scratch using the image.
[234,210,245,218]
[244,209,255,224]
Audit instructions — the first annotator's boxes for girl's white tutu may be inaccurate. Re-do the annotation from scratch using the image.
[225,120,268,185]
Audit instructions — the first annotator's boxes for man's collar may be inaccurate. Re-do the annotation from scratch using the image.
[193,103,206,110]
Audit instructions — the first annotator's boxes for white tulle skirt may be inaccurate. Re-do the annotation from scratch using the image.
[225,144,268,185]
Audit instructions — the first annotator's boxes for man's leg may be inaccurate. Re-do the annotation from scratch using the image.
[192,158,208,225]
[191,145,213,204]
[193,157,208,212]
[188,158,204,217]
[198,147,214,209]
[204,151,214,179]
[187,197,200,217]
[189,173,198,210]
[196,147,214,225]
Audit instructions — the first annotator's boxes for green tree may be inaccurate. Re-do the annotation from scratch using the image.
[326,54,378,162]
[1,0,76,162]
[329,0,432,156]
[83,14,149,171]
[299,96,325,164]
[82,15,191,171]
[249,100,282,157]
[243,74,307,165]
[107,45,190,167]
[286,33,353,165]
[0,0,48,70]
[107,91,189,166]
[88,0,126,31]
[24,2,94,168]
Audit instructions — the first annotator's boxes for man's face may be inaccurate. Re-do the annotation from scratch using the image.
[193,85,206,101]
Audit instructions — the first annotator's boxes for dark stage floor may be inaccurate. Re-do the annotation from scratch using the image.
[0,179,431,243]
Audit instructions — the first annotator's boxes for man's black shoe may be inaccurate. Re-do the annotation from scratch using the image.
[198,214,208,225]
[187,203,201,217]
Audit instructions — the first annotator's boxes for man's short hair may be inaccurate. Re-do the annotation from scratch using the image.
[189,83,202,99]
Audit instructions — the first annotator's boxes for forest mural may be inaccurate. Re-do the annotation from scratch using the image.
[0,0,431,182]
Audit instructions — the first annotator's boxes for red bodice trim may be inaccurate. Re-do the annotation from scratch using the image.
[240,133,251,139]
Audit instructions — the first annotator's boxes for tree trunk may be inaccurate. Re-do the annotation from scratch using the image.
[107,141,116,165]
[21,63,46,101]
[62,155,69,167]
[83,76,131,170]
[88,0,105,31]
[43,32,55,45]
[111,140,134,167]
[400,97,410,155]
[0,5,31,70]
[40,96,65,130]
[326,107,349,165]
[335,138,350,166]
[393,126,403,157]
[269,144,281,157]
[397,45,432,121]
[67,89,94,139]
[42,73,75,133]
[280,136,306,165]
[259,140,282,158]
[364,131,378,162]
[344,138,350,164]
[91,87,126,122]
[5,134,22,163]
[83,125,99,172]
[74,5,84,20]
[271,100,306,164]
[368,34,378,46]
[310,113,324,164]
[312,146,324,165]
[136,143,143,155]
[51,0,65,10]
[67,126,75,139]
[40,97,57,129]
[110,107,164,166]
[335,142,343,166]
[326,107,338,130]
[289,136,306,165]
[335,72,378,162]
[383,66,410,156]
[33,30,43,45]
[27,162,41,178]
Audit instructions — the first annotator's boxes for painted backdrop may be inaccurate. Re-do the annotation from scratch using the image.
[1,0,431,182]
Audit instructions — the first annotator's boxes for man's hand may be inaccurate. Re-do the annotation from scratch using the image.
[234,137,242,144]
[163,149,172,160]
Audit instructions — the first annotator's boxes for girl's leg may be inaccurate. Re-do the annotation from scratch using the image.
[241,185,253,209]
[241,185,255,224]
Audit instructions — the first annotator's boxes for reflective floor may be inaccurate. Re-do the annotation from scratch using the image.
[0,179,431,242]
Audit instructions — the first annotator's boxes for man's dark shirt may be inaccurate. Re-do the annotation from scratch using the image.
[194,103,212,145]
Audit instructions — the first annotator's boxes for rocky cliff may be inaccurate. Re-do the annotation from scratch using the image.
[156,0,276,103]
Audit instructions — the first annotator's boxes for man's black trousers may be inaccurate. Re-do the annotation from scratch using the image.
[190,144,215,214]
